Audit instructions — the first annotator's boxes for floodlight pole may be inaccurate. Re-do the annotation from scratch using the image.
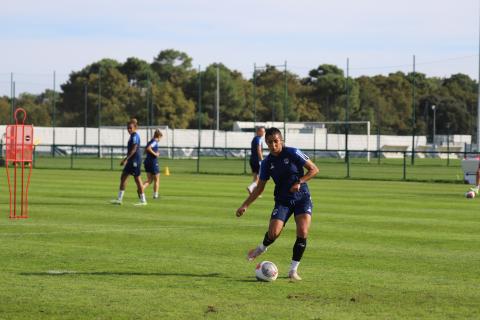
[146,73,150,141]
[84,82,88,145]
[13,82,15,114]
[253,62,288,131]
[10,72,13,123]
[197,65,202,173]
[52,71,56,157]
[345,58,350,172]
[411,55,416,165]
[216,65,220,131]
[97,68,102,158]
[150,79,154,137]
[433,106,436,145]
[253,63,257,129]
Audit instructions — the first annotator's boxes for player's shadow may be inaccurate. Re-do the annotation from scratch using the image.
[19,271,229,278]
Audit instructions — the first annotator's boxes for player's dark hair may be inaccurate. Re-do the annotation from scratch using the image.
[265,127,282,140]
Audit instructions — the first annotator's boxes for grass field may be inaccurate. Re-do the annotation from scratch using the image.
[0,168,479,319]
[32,154,464,183]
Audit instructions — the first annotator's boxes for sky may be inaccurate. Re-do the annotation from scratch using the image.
[0,0,478,95]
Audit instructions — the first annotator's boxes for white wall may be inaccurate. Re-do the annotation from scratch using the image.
[0,125,470,151]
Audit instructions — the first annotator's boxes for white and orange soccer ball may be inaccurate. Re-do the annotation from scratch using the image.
[255,261,278,282]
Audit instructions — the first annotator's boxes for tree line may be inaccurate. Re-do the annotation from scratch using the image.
[0,49,477,139]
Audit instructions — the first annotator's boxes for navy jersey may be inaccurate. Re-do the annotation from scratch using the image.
[127,132,142,164]
[145,138,159,161]
[259,146,310,203]
[250,136,263,161]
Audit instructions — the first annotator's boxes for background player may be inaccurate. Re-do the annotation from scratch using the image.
[236,127,319,281]
[111,118,147,205]
[143,128,163,199]
[467,164,480,195]
[247,126,265,194]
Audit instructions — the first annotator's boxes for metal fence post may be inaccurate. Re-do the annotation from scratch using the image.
[33,147,36,168]
[70,146,74,169]
[447,135,450,166]
[110,147,114,170]
[244,148,247,174]
[172,128,175,160]
[346,150,350,178]
[403,151,407,180]
[196,147,200,173]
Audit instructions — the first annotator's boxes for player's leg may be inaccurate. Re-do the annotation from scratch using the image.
[247,219,283,261]
[133,174,147,205]
[153,173,160,199]
[247,204,291,261]
[469,165,480,194]
[119,172,129,190]
[143,172,153,189]
[288,197,313,280]
[247,173,258,194]
[288,213,311,280]
[247,160,259,194]
[111,172,129,204]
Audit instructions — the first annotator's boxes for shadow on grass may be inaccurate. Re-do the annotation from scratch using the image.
[20,271,229,278]
[236,276,295,283]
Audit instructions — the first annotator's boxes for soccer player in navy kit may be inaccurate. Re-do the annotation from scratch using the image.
[143,129,163,199]
[236,127,319,280]
[111,118,147,205]
[246,126,265,194]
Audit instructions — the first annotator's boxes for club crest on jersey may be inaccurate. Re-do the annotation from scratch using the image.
[270,163,274,169]
[283,158,289,164]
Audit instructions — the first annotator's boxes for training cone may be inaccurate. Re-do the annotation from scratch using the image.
[163,166,170,176]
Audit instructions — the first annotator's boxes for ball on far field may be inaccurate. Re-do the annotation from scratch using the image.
[465,191,476,199]
[255,261,278,282]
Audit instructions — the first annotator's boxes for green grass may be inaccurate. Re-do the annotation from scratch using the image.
[0,169,478,319]
[32,155,464,183]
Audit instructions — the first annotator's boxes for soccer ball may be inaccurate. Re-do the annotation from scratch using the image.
[466,191,476,199]
[255,261,278,282]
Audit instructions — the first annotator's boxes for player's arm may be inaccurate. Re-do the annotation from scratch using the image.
[257,144,263,161]
[145,144,158,158]
[121,144,138,165]
[290,160,319,193]
[236,179,267,217]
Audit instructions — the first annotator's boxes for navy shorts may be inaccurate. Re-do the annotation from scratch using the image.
[250,158,260,174]
[144,160,160,175]
[270,194,313,223]
[123,160,141,177]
